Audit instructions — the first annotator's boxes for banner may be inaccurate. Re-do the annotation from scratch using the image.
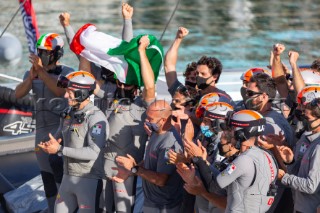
[19,0,39,53]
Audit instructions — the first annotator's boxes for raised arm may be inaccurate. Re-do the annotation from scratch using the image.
[59,12,75,45]
[289,51,305,93]
[164,27,189,88]
[139,35,155,102]
[121,3,133,42]
[271,44,289,98]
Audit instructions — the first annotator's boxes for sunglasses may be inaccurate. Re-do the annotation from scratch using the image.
[246,89,263,97]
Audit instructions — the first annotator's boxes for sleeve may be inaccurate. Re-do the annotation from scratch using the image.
[62,113,108,160]
[216,155,253,189]
[122,19,133,42]
[194,158,221,192]
[168,79,183,97]
[63,25,75,45]
[281,145,320,194]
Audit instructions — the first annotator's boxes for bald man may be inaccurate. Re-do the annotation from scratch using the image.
[115,100,184,212]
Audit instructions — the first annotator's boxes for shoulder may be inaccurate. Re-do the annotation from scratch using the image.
[60,64,75,76]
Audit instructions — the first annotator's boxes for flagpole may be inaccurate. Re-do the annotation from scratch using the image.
[0,0,27,38]
[159,0,181,42]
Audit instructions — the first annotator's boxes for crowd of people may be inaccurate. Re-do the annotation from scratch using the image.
[14,3,320,213]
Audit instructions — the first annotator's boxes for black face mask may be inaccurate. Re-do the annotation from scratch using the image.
[218,143,231,156]
[115,87,135,104]
[196,76,213,90]
[185,81,197,88]
[101,67,116,83]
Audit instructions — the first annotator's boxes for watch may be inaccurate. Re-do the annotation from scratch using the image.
[131,166,139,175]
[192,156,201,164]
[57,145,63,156]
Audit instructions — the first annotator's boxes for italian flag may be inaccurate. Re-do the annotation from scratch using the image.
[70,23,164,86]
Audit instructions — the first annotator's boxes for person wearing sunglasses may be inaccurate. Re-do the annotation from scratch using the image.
[15,33,74,213]
[39,71,108,213]
[246,72,295,213]
[278,97,320,213]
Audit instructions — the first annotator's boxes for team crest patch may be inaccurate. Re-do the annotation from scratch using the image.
[225,163,236,175]
[92,124,102,135]
[299,142,309,154]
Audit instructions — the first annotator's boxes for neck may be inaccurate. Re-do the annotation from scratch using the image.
[259,102,271,115]
[200,84,217,95]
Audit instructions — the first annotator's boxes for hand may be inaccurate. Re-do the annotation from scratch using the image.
[38,133,62,154]
[122,3,133,20]
[288,51,299,66]
[29,65,37,80]
[257,133,285,149]
[116,154,137,171]
[111,167,131,183]
[59,12,71,27]
[176,163,196,184]
[29,54,43,73]
[138,35,150,51]
[278,169,285,180]
[167,149,189,164]
[184,139,204,159]
[184,176,207,196]
[257,135,275,149]
[273,43,285,56]
[176,27,189,39]
[183,119,194,142]
[143,121,152,136]
[277,145,294,164]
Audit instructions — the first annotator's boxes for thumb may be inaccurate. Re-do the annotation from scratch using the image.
[48,133,55,141]
[127,154,134,161]
[57,138,62,144]
[197,140,202,147]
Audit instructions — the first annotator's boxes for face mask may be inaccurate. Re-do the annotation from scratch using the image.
[196,76,213,90]
[245,97,263,111]
[240,87,247,101]
[115,87,135,103]
[218,143,231,156]
[185,81,197,88]
[145,121,160,132]
[200,125,214,138]
[294,109,306,121]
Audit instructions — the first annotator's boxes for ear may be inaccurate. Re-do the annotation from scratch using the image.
[212,74,219,82]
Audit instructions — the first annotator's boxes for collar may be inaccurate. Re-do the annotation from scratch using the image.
[74,101,94,115]
[306,131,320,143]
